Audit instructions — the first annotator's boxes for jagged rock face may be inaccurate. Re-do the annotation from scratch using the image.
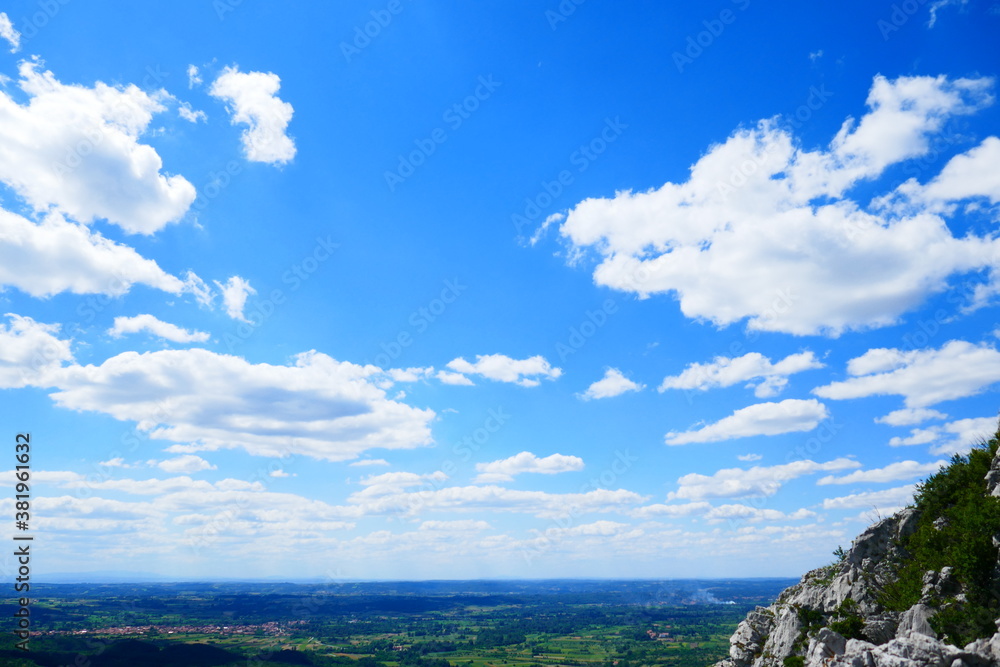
[985,446,1000,497]
[896,604,936,640]
[715,443,1000,667]
[715,511,917,667]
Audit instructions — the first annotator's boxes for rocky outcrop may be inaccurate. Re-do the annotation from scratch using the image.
[715,444,1000,667]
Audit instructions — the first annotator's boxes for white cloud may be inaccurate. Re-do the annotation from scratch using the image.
[108,314,209,344]
[209,66,296,165]
[215,276,256,322]
[888,417,996,454]
[928,0,967,27]
[930,418,997,454]
[187,65,203,88]
[349,458,390,467]
[156,454,216,474]
[888,428,941,447]
[46,349,436,461]
[659,351,823,398]
[876,408,949,426]
[704,504,816,524]
[269,469,293,478]
[557,520,633,537]
[178,102,207,123]
[529,212,565,246]
[920,136,1000,205]
[556,75,999,336]
[418,520,491,532]
[386,367,433,383]
[98,457,128,468]
[0,314,73,388]
[631,502,712,518]
[817,460,946,485]
[0,13,20,52]
[436,370,475,386]
[445,354,562,388]
[579,368,644,400]
[344,484,647,519]
[814,340,1000,408]
[0,61,196,234]
[24,472,362,550]
[356,471,449,496]
[630,501,813,523]
[822,484,917,510]
[665,399,829,445]
[668,458,860,501]
[474,452,584,483]
[0,209,200,299]
[737,453,763,462]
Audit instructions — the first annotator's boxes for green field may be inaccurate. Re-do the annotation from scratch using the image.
[2,580,793,667]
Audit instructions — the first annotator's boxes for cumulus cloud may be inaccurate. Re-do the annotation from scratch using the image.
[889,417,996,455]
[45,349,436,461]
[156,454,217,474]
[435,370,475,386]
[0,314,73,388]
[419,520,491,532]
[210,66,296,165]
[556,75,999,336]
[445,354,562,388]
[659,351,823,398]
[344,484,646,519]
[108,314,209,344]
[665,399,829,445]
[704,504,816,524]
[909,136,1000,207]
[822,484,917,511]
[0,13,19,52]
[0,61,196,234]
[631,501,813,523]
[631,502,713,518]
[26,472,359,549]
[355,471,449,497]
[0,209,203,299]
[474,452,585,483]
[876,408,949,426]
[178,102,207,123]
[814,340,1000,408]
[579,368,644,400]
[817,460,946,485]
[738,453,763,462]
[349,458,390,467]
[214,276,256,322]
[667,458,860,501]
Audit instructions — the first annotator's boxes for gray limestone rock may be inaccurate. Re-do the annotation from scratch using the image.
[715,443,1000,667]
[807,627,848,664]
[896,604,937,639]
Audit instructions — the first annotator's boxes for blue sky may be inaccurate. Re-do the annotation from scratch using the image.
[1,0,1000,581]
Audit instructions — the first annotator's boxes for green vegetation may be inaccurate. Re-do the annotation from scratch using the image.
[878,429,1000,645]
[1,580,794,667]
[827,599,864,641]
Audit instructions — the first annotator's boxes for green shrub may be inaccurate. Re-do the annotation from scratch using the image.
[827,597,866,641]
[782,657,804,667]
[877,428,1000,645]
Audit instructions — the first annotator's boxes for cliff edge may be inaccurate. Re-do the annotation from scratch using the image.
[715,431,1000,667]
